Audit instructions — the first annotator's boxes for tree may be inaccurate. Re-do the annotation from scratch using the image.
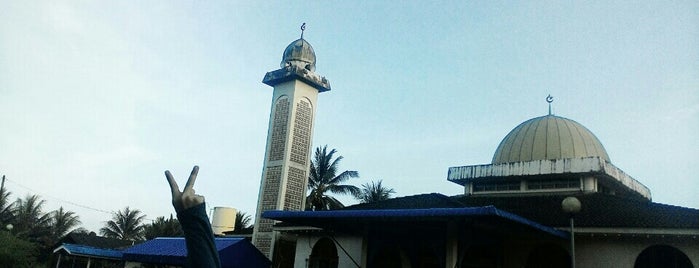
[100,207,146,240]
[49,207,81,240]
[12,194,51,241]
[143,215,182,240]
[306,146,360,210]
[0,176,13,225]
[0,230,39,267]
[233,211,252,234]
[358,180,396,203]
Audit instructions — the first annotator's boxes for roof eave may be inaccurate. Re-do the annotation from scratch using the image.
[447,157,651,200]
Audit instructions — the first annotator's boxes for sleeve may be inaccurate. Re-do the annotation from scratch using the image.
[177,202,222,268]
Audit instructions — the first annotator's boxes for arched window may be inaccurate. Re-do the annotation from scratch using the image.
[525,244,569,268]
[309,238,338,268]
[634,245,693,268]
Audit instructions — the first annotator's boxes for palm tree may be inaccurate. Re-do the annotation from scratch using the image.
[49,207,81,240]
[100,206,146,240]
[358,180,396,203]
[233,211,252,234]
[306,146,360,210]
[12,194,52,241]
[143,215,182,240]
[0,176,13,225]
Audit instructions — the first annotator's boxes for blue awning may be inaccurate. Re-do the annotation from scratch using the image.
[53,243,123,259]
[263,206,568,239]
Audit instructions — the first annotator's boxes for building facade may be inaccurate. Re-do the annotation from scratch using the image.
[263,112,698,268]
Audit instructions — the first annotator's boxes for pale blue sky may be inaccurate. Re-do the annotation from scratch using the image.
[1,1,696,232]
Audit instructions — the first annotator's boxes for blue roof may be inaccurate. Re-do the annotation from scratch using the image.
[123,237,270,268]
[263,206,569,239]
[124,237,239,256]
[53,243,123,259]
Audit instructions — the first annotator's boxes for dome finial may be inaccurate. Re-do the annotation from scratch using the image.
[546,94,554,115]
[300,23,306,39]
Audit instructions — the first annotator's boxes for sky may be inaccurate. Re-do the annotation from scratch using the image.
[0,1,696,233]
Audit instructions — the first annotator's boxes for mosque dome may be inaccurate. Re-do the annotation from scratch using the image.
[492,115,610,164]
[280,38,316,72]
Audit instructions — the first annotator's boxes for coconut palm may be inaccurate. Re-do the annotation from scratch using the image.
[100,206,146,240]
[233,211,252,234]
[49,207,81,239]
[358,180,396,203]
[143,215,182,240]
[306,146,360,210]
[0,177,13,225]
[12,194,52,240]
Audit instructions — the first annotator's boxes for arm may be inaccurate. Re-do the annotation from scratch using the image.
[165,166,221,268]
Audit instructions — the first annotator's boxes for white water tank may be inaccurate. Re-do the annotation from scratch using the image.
[211,207,237,235]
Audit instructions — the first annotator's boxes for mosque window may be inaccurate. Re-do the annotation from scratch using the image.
[634,245,692,268]
[473,181,520,192]
[308,238,338,268]
[527,178,580,190]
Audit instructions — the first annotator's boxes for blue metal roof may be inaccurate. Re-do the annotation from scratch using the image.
[123,237,240,261]
[53,243,123,259]
[263,206,568,239]
[122,237,270,267]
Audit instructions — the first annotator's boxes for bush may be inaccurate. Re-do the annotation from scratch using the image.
[0,231,40,267]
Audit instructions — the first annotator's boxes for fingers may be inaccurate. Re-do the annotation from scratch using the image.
[165,170,180,197]
[184,165,199,191]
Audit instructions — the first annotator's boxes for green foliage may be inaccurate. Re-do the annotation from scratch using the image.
[0,177,83,266]
[100,206,146,240]
[143,215,182,240]
[13,194,52,244]
[233,211,252,234]
[0,230,39,267]
[306,146,360,210]
[0,182,13,225]
[358,180,396,203]
[50,207,81,240]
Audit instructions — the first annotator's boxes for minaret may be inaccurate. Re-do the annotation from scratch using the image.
[252,26,331,258]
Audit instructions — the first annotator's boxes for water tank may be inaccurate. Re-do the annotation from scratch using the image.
[211,207,237,236]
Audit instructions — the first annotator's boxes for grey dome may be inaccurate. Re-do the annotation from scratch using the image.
[492,115,610,164]
[280,38,316,71]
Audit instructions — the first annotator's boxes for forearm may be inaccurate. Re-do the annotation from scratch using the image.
[177,203,221,268]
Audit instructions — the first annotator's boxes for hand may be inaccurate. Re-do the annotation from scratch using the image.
[165,165,205,213]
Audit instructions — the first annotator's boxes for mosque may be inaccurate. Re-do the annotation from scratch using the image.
[252,31,699,268]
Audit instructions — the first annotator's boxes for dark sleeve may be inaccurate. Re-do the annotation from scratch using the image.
[177,203,222,268]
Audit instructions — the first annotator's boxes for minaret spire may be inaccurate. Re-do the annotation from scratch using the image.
[546,94,554,115]
[300,23,306,39]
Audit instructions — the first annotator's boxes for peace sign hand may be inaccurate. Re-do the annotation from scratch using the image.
[165,165,205,213]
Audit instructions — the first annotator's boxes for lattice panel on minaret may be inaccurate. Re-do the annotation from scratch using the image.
[258,166,281,234]
[268,97,290,162]
[261,166,282,211]
[254,234,272,257]
[290,99,312,165]
[284,167,306,210]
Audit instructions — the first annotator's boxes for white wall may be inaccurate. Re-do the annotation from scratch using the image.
[576,236,698,268]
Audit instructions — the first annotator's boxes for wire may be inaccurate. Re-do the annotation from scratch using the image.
[3,177,157,223]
